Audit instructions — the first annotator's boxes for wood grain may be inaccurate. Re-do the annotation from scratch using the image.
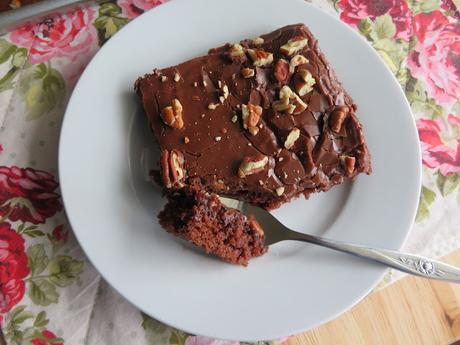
[288,249,460,345]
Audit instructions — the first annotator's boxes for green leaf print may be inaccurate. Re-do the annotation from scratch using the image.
[452,102,460,118]
[409,0,440,14]
[373,38,406,74]
[437,173,460,197]
[358,18,376,41]
[48,255,84,287]
[93,2,129,46]
[374,14,396,40]
[416,186,436,223]
[29,279,59,306]
[142,313,174,345]
[0,39,17,64]
[20,62,66,120]
[405,75,444,118]
[10,306,33,325]
[33,311,49,328]
[169,329,188,345]
[27,244,49,276]
[0,40,28,92]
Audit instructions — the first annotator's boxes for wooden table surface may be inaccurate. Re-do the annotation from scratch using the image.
[287,249,460,345]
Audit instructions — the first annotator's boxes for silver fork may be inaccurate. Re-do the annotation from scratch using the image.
[220,197,460,283]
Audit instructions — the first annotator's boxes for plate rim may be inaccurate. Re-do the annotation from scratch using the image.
[58,0,422,341]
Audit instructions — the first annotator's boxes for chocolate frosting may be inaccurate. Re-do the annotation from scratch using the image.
[135,24,371,209]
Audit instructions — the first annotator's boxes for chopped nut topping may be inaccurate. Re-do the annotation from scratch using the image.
[184,136,190,144]
[329,107,349,132]
[229,44,245,58]
[274,59,290,84]
[162,150,186,188]
[222,85,229,99]
[219,96,225,104]
[161,98,184,129]
[208,103,218,110]
[241,68,255,78]
[290,55,309,72]
[241,103,263,136]
[294,69,316,96]
[259,180,264,185]
[160,76,168,82]
[247,49,274,67]
[252,37,265,45]
[272,86,307,114]
[193,81,198,87]
[280,37,309,56]
[170,150,185,182]
[202,80,208,87]
[173,72,181,82]
[231,114,238,123]
[284,127,300,149]
[341,155,356,176]
[238,155,269,178]
[215,136,222,142]
[276,186,285,196]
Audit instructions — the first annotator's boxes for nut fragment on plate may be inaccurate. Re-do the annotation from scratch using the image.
[241,103,262,136]
[161,98,184,129]
[241,68,255,78]
[238,155,269,178]
[247,49,274,67]
[280,37,309,56]
[272,86,307,115]
[284,127,300,149]
[274,59,290,84]
[294,69,316,96]
[329,106,349,132]
[275,186,285,196]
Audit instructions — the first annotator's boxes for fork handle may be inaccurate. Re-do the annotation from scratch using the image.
[288,231,460,283]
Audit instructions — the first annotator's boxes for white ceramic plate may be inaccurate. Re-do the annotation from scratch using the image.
[59,0,421,341]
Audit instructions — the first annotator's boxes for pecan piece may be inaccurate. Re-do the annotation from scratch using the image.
[242,103,263,136]
[280,37,309,56]
[238,155,269,178]
[329,106,349,133]
[294,69,316,96]
[161,149,186,188]
[241,67,255,78]
[274,59,290,84]
[169,149,185,185]
[284,127,300,149]
[161,99,184,129]
[341,155,356,177]
[247,49,274,67]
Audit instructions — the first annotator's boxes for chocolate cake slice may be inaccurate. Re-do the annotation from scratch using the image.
[159,182,266,266]
[135,24,371,265]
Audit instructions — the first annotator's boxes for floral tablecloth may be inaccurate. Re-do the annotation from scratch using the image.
[0,0,458,344]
